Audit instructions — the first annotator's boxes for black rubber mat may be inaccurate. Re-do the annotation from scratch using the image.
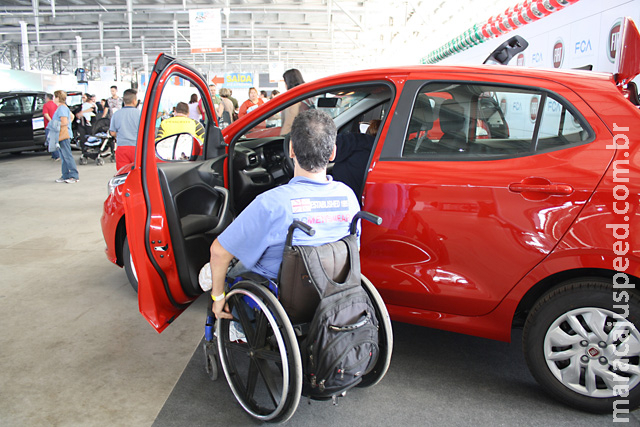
[154,322,632,426]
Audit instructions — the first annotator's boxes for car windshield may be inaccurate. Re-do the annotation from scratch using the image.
[239,86,387,140]
[67,93,83,106]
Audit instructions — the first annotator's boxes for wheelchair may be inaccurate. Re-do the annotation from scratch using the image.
[202,212,393,423]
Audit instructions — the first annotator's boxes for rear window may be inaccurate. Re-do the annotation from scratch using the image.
[402,83,593,159]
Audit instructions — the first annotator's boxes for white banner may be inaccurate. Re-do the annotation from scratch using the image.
[189,9,222,54]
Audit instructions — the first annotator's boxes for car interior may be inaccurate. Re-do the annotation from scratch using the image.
[402,83,594,159]
[151,80,393,297]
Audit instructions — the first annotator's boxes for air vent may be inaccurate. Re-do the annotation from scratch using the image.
[248,153,258,166]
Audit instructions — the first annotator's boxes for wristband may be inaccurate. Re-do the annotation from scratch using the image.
[211,291,226,302]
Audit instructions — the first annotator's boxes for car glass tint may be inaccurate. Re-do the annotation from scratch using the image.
[34,95,45,112]
[402,83,591,160]
[19,96,35,113]
[0,96,22,117]
[535,96,590,151]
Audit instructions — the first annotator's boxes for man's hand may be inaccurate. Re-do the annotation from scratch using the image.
[212,298,233,320]
[210,239,236,320]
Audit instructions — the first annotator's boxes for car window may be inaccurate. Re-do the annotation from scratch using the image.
[153,76,213,160]
[19,96,35,113]
[34,95,45,112]
[0,96,23,117]
[402,83,592,159]
[240,84,393,140]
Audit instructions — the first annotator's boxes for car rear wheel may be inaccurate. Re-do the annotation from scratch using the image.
[523,278,640,413]
[122,236,138,293]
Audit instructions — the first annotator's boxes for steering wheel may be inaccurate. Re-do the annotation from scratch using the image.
[282,134,294,178]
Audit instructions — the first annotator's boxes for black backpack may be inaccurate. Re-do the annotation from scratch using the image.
[293,233,380,399]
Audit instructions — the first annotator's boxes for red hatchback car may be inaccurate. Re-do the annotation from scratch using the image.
[101,19,640,414]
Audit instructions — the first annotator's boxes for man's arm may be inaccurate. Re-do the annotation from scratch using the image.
[209,239,234,319]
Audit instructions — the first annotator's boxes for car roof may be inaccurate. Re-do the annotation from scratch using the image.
[322,64,614,86]
[0,91,47,96]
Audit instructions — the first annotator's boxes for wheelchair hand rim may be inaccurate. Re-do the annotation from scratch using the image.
[217,287,292,421]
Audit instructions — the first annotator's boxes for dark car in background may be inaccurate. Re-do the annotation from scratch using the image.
[0,90,89,154]
[0,91,47,154]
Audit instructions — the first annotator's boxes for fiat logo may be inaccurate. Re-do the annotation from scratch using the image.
[608,19,622,63]
[530,97,539,122]
[516,53,525,66]
[588,347,600,357]
[553,39,564,68]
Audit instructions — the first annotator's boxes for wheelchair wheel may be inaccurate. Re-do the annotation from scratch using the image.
[217,280,302,423]
[357,275,393,388]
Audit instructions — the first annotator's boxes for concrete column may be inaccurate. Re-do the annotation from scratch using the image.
[19,21,30,70]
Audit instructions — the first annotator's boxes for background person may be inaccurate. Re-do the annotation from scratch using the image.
[199,84,223,123]
[109,89,141,170]
[76,93,96,148]
[218,88,235,127]
[51,90,79,184]
[102,85,123,119]
[43,93,60,160]
[280,69,309,135]
[332,119,381,196]
[238,87,264,118]
[188,93,201,121]
[156,102,205,157]
[228,90,239,120]
[206,109,360,319]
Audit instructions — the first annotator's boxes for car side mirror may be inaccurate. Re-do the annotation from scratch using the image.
[155,133,198,161]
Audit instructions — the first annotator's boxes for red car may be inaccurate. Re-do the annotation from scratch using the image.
[101,19,640,414]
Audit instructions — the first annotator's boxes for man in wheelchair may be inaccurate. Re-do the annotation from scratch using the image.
[202,109,392,423]
[208,109,360,319]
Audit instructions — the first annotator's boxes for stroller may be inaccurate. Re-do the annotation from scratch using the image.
[78,132,115,166]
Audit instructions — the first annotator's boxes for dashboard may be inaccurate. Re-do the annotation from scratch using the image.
[232,136,290,212]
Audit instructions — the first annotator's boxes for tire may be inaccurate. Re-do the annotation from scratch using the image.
[122,237,138,293]
[357,275,393,388]
[203,342,220,381]
[79,156,88,165]
[217,281,302,423]
[96,157,105,166]
[523,278,640,413]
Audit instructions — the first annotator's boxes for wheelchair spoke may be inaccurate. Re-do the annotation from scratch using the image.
[230,295,257,345]
[251,357,282,408]
[253,309,269,348]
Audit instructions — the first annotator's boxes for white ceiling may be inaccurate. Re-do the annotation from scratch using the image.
[0,0,518,79]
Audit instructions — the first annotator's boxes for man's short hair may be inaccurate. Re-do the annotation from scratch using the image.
[123,89,137,105]
[110,85,117,90]
[175,102,189,114]
[290,110,336,173]
[45,93,53,101]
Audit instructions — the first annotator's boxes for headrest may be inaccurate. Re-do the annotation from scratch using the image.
[408,94,433,134]
[439,99,465,134]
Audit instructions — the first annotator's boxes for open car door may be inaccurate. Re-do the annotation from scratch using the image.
[123,54,231,332]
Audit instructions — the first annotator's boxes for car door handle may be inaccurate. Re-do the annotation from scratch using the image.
[508,183,574,195]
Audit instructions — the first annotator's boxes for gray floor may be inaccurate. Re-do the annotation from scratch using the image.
[1,151,638,426]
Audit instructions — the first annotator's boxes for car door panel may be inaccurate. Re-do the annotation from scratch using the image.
[361,75,615,317]
[123,54,225,332]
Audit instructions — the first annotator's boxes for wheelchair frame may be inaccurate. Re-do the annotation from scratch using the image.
[203,212,393,423]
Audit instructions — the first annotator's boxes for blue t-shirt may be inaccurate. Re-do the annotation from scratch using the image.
[51,104,73,139]
[109,106,141,147]
[218,176,360,279]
